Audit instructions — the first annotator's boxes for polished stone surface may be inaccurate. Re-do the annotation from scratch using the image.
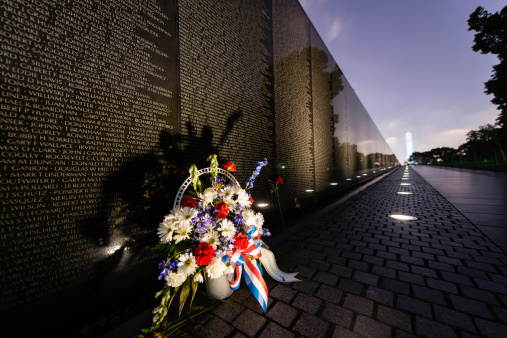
[413,166,507,249]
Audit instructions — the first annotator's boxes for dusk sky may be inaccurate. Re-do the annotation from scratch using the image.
[299,0,506,162]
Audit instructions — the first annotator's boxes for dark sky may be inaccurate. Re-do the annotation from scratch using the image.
[300,0,505,160]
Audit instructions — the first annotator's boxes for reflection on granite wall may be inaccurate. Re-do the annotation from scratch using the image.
[0,0,397,335]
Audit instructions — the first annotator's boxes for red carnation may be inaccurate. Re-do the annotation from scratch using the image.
[222,161,237,172]
[277,176,283,184]
[194,242,214,266]
[234,233,249,251]
[181,196,198,208]
[214,202,230,218]
[248,196,254,206]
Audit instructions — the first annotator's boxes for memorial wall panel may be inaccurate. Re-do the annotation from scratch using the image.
[0,0,397,335]
[1,0,178,333]
[272,0,314,207]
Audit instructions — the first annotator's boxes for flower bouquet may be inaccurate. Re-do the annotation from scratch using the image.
[146,155,299,332]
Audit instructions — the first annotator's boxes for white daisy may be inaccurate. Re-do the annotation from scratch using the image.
[220,185,236,203]
[226,262,235,274]
[243,209,257,227]
[175,207,198,224]
[173,222,192,244]
[205,255,228,279]
[197,187,215,206]
[193,272,204,283]
[234,189,251,207]
[202,230,220,250]
[218,219,236,240]
[165,271,187,287]
[157,221,174,243]
[177,252,198,276]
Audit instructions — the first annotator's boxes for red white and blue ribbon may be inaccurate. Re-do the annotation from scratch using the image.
[227,228,268,313]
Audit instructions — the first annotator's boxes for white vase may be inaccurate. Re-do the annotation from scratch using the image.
[205,273,233,299]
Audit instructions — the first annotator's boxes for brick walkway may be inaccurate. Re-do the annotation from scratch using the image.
[189,166,507,338]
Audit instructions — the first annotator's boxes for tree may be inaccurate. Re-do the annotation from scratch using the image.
[468,6,507,127]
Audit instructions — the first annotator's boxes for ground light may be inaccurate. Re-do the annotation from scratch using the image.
[389,214,418,220]
[400,183,411,186]
[305,189,314,192]
[346,178,352,181]
[330,183,338,186]
[257,203,269,207]
[397,192,413,195]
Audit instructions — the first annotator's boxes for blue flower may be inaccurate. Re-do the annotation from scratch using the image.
[246,158,268,189]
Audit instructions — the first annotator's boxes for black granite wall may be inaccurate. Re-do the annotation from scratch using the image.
[0,0,397,335]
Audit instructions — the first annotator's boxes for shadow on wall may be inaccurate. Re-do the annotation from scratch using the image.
[78,111,243,293]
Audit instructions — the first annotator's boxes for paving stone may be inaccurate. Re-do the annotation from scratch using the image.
[386,260,410,272]
[395,330,418,338]
[465,260,497,273]
[292,292,322,315]
[376,250,397,260]
[372,265,396,279]
[194,316,235,338]
[382,278,410,295]
[229,286,253,303]
[259,322,294,338]
[311,259,331,271]
[398,271,425,286]
[338,279,365,295]
[494,306,507,324]
[232,309,266,337]
[321,302,354,328]
[449,294,494,320]
[243,295,273,314]
[266,302,298,328]
[295,264,317,278]
[440,271,473,286]
[269,285,297,303]
[330,265,353,278]
[474,278,507,295]
[353,270,379,286]
[433,305,476,332]
[343,294,374,316]
[362,254,383,265]
[412,285,447,305]
[457,266,488,279]
[366,286,394,306]
[315,284,343,304]
[333,325,360,338]
[401,255,424,266]
[292,279,319,294]
[214,299,245,321]
[293,312,329,338]
[397,295,432,317]
[313,271,339,286]
[416,316,457,338]
[459,285,500,305]
[426,278,459,294]
[353,315,392,338]
[348,259,370,272]
[475,318,507,337]
[377,305,412,332]
[411,265,438,278]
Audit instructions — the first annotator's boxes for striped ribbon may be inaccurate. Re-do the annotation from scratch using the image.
[227,228,268,313]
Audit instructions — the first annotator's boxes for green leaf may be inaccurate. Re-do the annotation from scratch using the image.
[189,278,199,308]
[178,276,191,315]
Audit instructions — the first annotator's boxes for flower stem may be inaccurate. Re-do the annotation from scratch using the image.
[275,191,285,228]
